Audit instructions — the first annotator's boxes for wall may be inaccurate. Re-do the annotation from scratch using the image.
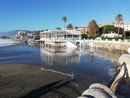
[90,40,130,53]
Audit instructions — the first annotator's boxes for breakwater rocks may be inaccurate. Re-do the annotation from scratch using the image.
[90,40,130,53]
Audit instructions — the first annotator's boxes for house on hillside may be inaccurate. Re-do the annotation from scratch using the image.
[14,31,35,44]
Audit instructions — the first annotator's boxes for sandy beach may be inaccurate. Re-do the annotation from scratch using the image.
[0,64,104,98]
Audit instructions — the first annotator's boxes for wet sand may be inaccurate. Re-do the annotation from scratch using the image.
[0,64,104,98]
[0,64,74,98]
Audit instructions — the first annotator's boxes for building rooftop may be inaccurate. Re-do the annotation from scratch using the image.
[40,30,81,35]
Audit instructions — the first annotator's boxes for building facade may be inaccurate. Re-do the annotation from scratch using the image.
[115,22,130,31]
[99,22,130,31]
[39,29,81,48]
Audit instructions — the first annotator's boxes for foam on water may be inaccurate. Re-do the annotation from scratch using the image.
[0,39,18,47]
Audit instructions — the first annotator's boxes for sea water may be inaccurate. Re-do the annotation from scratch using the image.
[0,44,122,91]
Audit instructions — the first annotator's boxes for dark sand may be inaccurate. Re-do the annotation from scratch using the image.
[0,64,103,98]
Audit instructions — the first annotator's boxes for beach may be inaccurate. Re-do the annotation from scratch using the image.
[0,64,103,98]
[0,44,113,98]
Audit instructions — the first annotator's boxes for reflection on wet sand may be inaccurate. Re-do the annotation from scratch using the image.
[39,46,122,80]
[39,46,122,90]
[91,48,122,63]
[40,46,80,66]
[40,46,122,67]
[88,48,122,77]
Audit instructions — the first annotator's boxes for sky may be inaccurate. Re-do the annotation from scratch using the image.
[0,0,130,32]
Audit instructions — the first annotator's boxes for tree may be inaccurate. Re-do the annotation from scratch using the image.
[87,19,99,38]
[67,24,73,30]
[62,16,67,29]
[56,27,61,30]
[115,14,123,38]
[75,26,78,29]
[81,34,88,39]
[100,25,116,34]
[125,31,130,38]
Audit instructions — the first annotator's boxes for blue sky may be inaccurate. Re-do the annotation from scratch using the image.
[0,0,130,32]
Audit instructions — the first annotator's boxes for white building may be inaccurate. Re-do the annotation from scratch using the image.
[15,31,27,40]
[40,29,81,41]
[98,22,115,27]
[39,29,81,48]
[115,22,130,31]
[99,22,130,31]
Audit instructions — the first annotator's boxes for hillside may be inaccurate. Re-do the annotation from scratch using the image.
[0,30,37,36]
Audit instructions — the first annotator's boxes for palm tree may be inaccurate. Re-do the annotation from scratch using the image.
[62,16,67,29]
[56,27,61,30]
[116,14,123,24]
[62,16,67,40]
[115,14,123,38]
[67,24,73,30]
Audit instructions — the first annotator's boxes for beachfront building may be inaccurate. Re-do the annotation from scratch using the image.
[39,29,81,48]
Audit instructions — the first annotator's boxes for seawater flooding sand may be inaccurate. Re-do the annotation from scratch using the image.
[0,44,122,98]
